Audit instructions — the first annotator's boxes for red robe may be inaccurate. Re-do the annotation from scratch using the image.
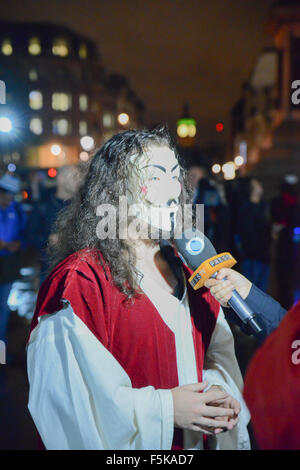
[28,249,220,449]
[243,300,300,450]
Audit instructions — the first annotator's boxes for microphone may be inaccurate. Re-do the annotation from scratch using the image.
[174,228,263,335]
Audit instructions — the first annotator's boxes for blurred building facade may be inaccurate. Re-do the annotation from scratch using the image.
[0,19,145,169]
[230,0,300,196]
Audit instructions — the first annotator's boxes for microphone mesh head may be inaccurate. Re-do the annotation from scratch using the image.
[174,228,217,271]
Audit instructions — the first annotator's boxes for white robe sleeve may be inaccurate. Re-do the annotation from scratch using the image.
[202,307,251,450]
[27,303,174,450]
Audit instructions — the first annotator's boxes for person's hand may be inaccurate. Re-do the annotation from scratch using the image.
[206,385,240,430]
[6,240,21,253]
[171,382,236,435]
[204,268,252,307]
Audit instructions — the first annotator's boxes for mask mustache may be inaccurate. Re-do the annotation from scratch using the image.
[167,198,179,207]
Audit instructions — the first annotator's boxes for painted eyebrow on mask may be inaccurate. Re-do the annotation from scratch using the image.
[142,164,166,173]
[141,163,179,173]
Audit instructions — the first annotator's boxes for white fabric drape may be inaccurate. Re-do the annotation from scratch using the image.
[139,272,250,450]
[27,304,174,450]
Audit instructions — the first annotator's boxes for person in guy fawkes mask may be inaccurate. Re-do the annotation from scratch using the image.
[27,128,250,451]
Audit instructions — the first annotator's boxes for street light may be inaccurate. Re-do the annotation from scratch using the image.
[222,162,236,180]
[80,151,89,162]
[212,164,221,174]
[117,113,129,126]
[177,123,188,138]
[177,118,196,139]
[8,163,16,172]
[177,103,196,148]
[80,136,95,151]
[0,117,12,133]
[234,155,244,166]
[48,168,57,178]
[51,144,61,156]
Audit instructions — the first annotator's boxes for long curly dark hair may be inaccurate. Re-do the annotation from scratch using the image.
[48,127,192,298]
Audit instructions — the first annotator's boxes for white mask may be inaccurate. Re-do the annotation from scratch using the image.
[128,146,182,232]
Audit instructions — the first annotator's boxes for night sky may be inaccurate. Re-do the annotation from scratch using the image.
[1,0,275,144]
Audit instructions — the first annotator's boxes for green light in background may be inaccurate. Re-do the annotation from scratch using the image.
[177,118,196,138]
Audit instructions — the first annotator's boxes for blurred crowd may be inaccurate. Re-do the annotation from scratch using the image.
[0,165,81,344]
[0,161,299,345]
[189,164,300,311]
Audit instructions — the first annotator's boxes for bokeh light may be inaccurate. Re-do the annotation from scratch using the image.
[80,136,95,151]
[8,163,16,172]
[50,144,61,156]
[177,124,189,138]
[212,164,221,174]
[222,162,236,180]
[117,113,129,126]
[234,155,244,166]
[79,151,89,162]
[0,117,12,133]
[48,168,57,178]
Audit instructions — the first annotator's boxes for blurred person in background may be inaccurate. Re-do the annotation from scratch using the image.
[236,177,271,293]
[271,175,300,309]
[0,174,27,341]
[26,165,81,281]
[188,164,207,191]
[191,164,231,254]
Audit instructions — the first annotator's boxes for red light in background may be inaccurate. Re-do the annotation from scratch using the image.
[216,123,224,133]
[22,191,28,200]
[48,168,57,178]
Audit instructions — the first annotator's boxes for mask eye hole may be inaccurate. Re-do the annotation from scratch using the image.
[149,176,160,182]
[172,175,179,180]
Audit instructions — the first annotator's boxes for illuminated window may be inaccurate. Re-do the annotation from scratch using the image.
[79,94,88,111]
[30,117,43,135]
[79,43,88,59]
[29,91,43,110]
[1,39,13,56]
[29,69,38,81]
[28,37,41,55]
[52,93,72,111]
[52,118,71,136]
[52,38,69,57]
[79,120,88,136]
[103,113,114,128]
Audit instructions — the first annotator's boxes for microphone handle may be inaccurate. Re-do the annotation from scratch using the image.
[228,289,263,335]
